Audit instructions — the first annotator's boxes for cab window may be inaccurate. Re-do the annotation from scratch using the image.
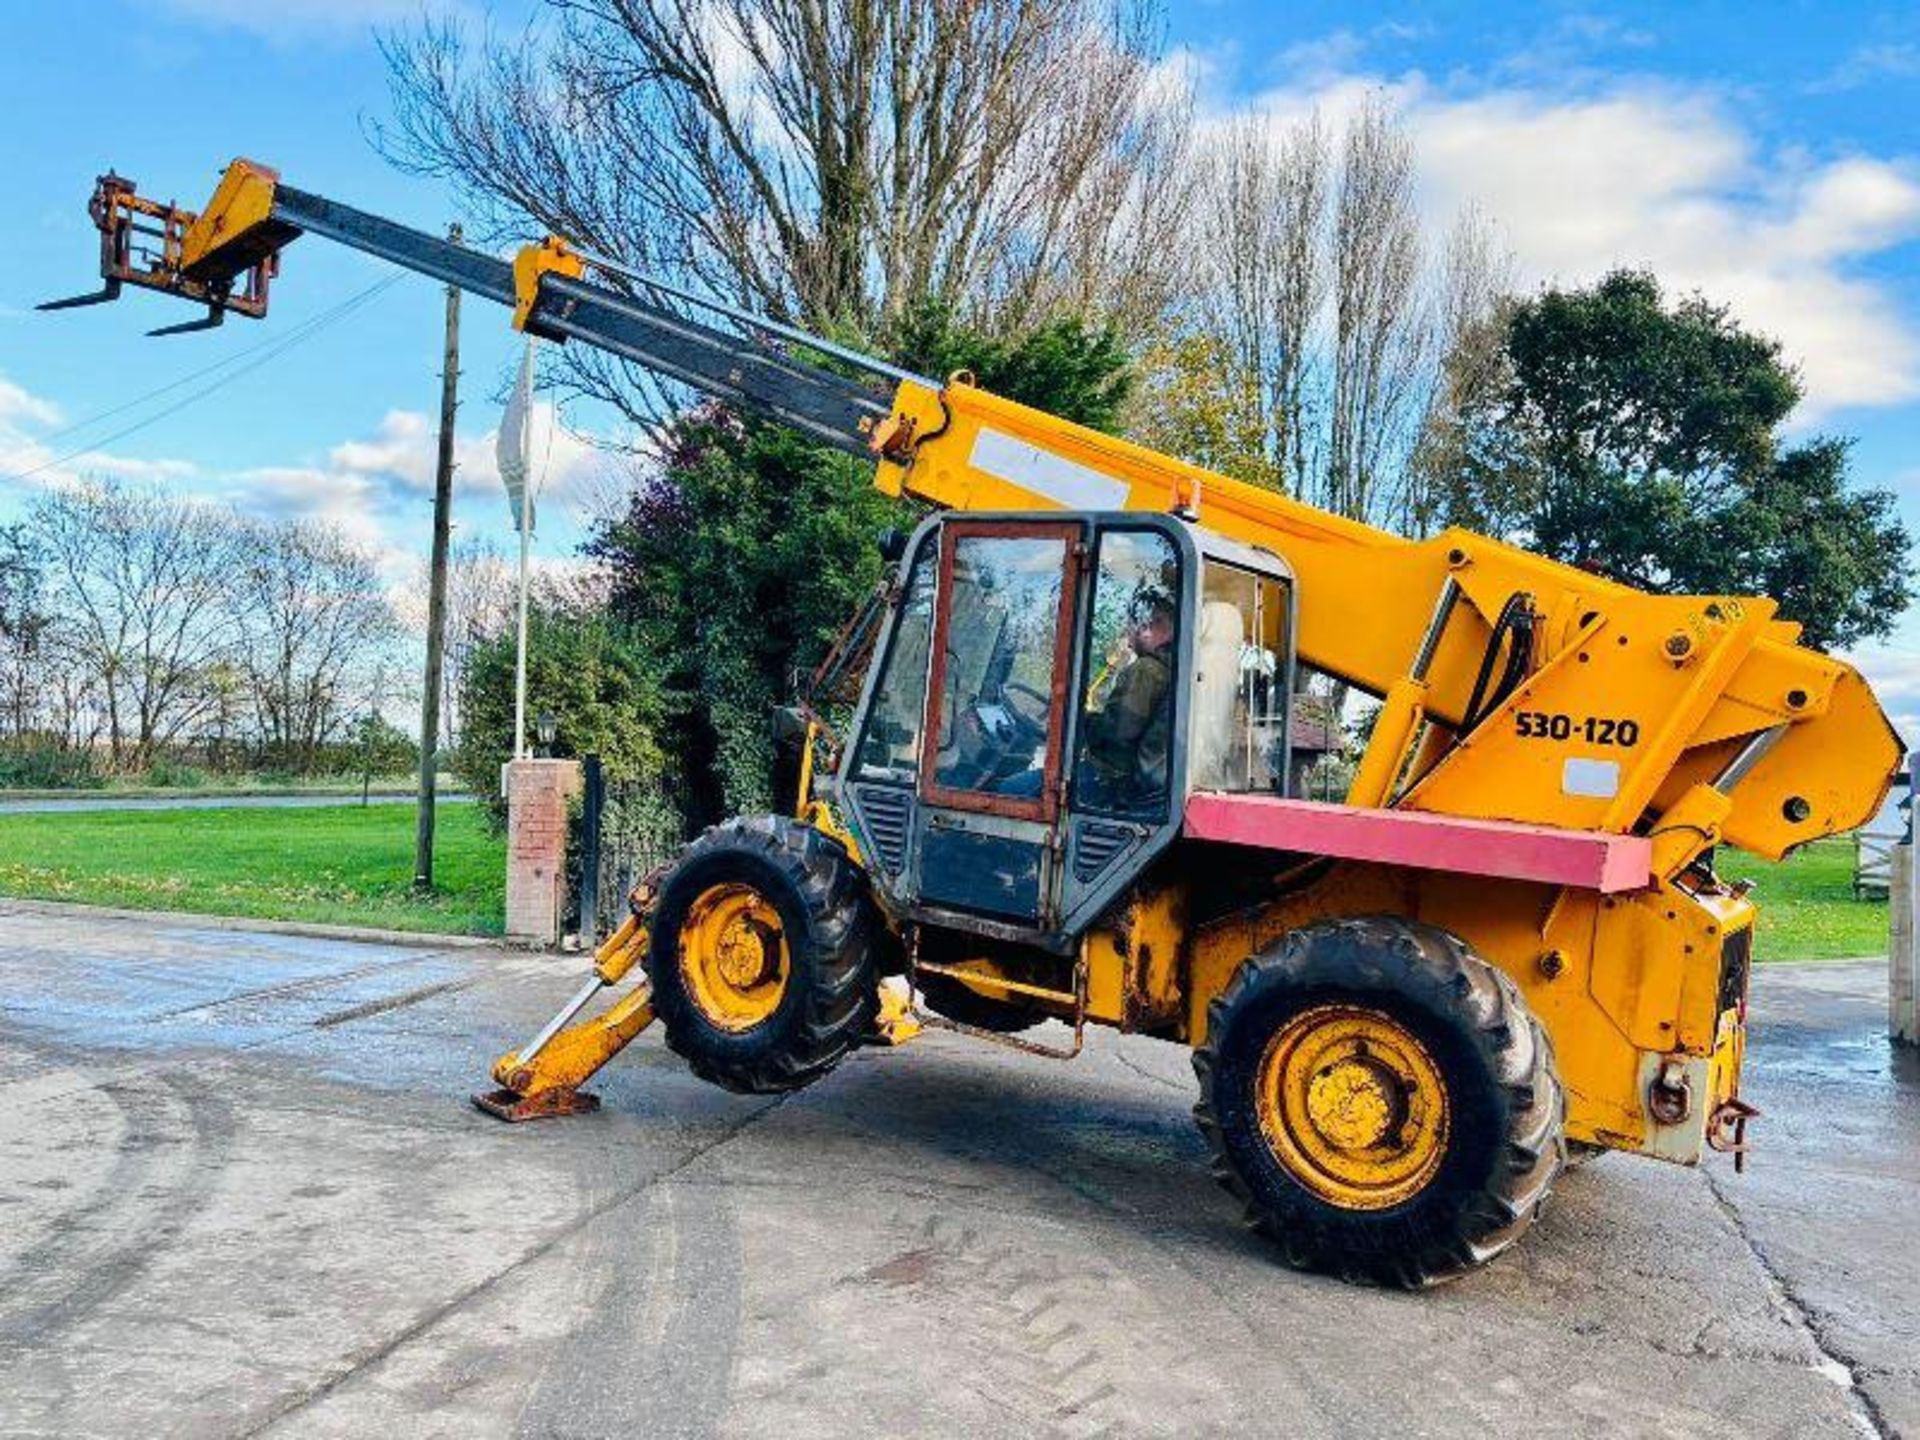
[853,538,935,783]
[1188,562,1290,793]
[928,529,1074,805]
[1073,529,1181,820]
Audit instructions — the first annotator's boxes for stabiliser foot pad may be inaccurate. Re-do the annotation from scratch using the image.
[471,1088,602,1122]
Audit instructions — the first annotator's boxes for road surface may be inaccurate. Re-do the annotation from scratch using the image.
[0,901,1913,1438]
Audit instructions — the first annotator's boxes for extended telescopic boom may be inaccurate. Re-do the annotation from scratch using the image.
[40,161,907,455]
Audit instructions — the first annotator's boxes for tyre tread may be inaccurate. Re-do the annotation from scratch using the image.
[651,815,880,1095]
[1191,915,1566,1288]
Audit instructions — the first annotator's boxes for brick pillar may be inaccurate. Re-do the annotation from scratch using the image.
[505,758,582,946]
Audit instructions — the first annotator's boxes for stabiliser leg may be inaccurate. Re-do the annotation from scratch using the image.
[473,896,659,1123]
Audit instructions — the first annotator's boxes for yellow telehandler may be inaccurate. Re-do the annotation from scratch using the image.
[47,160,1903,1285]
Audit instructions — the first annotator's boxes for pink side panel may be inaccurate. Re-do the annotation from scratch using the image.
[1183,793,1652,894]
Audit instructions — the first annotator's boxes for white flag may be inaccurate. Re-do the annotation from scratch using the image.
[498,341,536,535]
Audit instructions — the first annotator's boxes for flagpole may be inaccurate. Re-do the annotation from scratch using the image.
[506,338,537,761]
[513,479,531,759]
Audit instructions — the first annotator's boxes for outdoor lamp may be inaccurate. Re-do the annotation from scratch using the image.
[536,711,557,756]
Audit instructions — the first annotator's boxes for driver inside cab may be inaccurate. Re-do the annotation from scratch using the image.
[1079,593,1177,813]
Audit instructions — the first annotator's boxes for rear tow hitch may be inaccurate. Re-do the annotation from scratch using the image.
[1707,1096,1760,1173]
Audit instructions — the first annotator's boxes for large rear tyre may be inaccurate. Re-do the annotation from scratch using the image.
[648,816,880,1094]
[1193,916,1564,1287]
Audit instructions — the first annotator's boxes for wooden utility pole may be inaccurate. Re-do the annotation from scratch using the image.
[414,223,462,892]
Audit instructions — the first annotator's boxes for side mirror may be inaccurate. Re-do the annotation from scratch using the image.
[876,527,908,564]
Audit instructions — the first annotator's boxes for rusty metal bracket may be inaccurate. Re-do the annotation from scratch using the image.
[1707,1096,1760,1173]
[472,1085,603,1122]
[38,171,277,332]
[907,930,1087,1061]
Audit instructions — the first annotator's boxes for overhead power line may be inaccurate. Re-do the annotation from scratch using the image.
[5,274,406,487]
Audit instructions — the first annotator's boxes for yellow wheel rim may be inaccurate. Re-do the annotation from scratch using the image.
[1255,1004,1450,1211]
[679,882,789,1032]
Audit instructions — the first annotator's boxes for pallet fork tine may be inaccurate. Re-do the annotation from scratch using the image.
[36,278,123,312]
[146,306,226,338]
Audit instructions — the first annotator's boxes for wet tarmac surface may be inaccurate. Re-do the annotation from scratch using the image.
[0,900,1915,1438]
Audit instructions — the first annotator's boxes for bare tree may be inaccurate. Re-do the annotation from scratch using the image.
[396,535,520,752]
[1326,98,1428,528]
[1139,96,1511,537]
[376,0,1192,426]
[231,519,401,772]
[29,481,242,768]
[0,525,48,740]
[438,536,516,749]
[1170,110,1330,493]
[1403,207,1516,535]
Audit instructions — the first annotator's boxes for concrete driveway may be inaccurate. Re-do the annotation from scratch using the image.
[0,901,1913,1439]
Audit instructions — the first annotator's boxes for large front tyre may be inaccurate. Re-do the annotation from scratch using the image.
[1193,916,1565,1288]
[648,816,881,1094]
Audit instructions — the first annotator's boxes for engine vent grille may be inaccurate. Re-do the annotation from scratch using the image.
[1073,821,1135,883]
[855,784,912,874]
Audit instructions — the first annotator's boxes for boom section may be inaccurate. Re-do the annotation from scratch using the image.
[41,160,895,456]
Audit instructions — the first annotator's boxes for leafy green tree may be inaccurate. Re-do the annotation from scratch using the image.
[453,606,667,830]
[589,419,896,824]
[1435,270,1910,648]
[886,303,1136,434]
[588,306,1136,826]
[1126,331,1284,490]
[1701,437,1913,649]
[311,713,421,781]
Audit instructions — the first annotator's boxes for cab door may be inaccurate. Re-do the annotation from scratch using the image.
[914,520,1083,926]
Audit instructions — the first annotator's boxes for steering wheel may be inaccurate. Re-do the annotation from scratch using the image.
[1000,680,1051,738]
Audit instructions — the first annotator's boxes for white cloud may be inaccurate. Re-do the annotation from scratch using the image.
[323,404,611,517]
[210,401,618,597]
[230,464,393,558]
[0,379,62,429]
[1276,30,1371,82]
[1213,66,1920,420]
[0,361,625,612]
[1847,646,1920,757]
[0,372,197,493]
[1807,42,1920,94]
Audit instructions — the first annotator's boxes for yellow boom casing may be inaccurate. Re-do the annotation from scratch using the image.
[178,159,282,276]
[870,378,1899,859]
[511,237,585,332]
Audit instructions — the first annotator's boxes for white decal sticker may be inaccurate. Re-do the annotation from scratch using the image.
[970,427,1129,511]
[1562,757,1621,798]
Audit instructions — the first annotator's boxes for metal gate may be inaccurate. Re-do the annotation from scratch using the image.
[578,760,685,942]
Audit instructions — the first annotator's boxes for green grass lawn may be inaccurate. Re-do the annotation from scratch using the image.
[0,803,505,936]
[0,797,1885,957]
[1719,836,1887,962]
[0,773,453,801]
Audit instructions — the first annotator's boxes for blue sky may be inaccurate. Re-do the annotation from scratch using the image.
[2,0,1917,735]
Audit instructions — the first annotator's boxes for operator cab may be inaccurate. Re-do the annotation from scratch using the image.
[837,511,1295,945]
